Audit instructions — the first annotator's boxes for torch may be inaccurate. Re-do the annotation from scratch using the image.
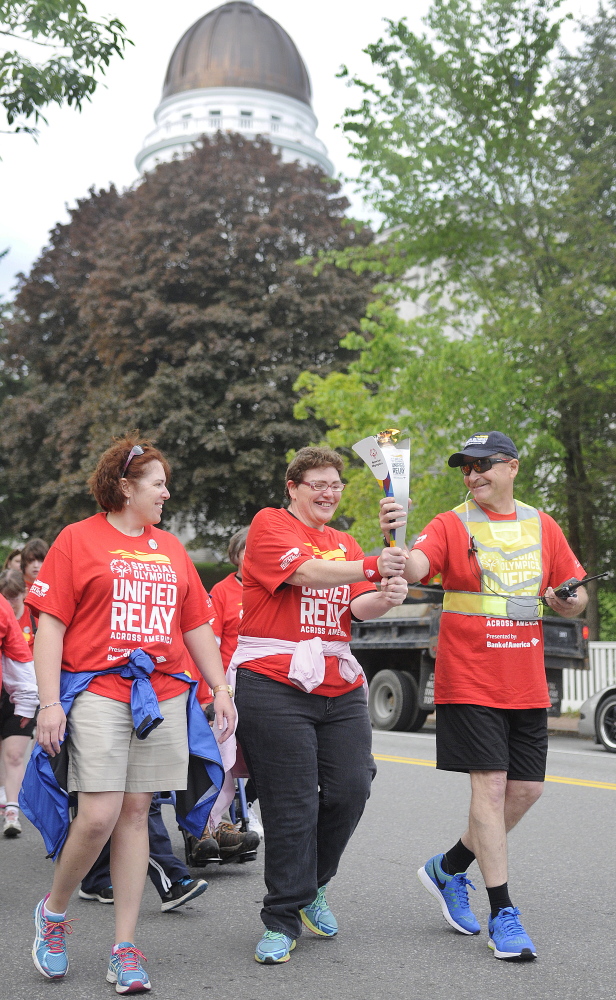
[352,429,410,550]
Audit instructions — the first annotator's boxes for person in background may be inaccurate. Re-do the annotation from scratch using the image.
[26,437,234,993]
[210,527,248,670]
[187,526,260,865]
[3,549,23,571]
[0,568,38,836]
[0,550,24,808]
[18,539,48,651]
[212,527,262,837]
[21,538,48,588]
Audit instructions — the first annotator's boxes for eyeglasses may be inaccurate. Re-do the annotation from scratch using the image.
[459,456,512,476]
[121,445,144,476]
[299,481,346,494]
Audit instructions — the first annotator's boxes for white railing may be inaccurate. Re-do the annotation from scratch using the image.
[562,642,616,711]
[143,113,308,150]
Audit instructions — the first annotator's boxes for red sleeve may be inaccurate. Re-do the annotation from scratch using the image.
[179,555,216,633]
[25,527,77,625]
[208,585,225,640]
[0,596,31,662]
[246,509,316,595]
[540,513,585,587]
[411,513,452,581]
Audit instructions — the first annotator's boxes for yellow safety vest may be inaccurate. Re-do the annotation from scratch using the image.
[442,499,543,621]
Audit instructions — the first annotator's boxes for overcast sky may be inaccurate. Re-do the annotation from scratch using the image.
[0,0,588,300]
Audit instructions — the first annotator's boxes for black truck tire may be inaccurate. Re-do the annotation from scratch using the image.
[406,708,430,732]
[596,694,616,753]
[369,669,418,731]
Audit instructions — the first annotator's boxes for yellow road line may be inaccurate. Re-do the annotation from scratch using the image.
[375,754,436,767]
[543,775,616,791]
[373,754,616,791]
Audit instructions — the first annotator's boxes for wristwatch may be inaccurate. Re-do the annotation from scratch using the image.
[212,684,234,697]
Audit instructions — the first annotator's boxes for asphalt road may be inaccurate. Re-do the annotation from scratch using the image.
[2,729,615,1000]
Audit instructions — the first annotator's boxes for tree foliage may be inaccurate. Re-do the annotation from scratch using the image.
[296,299,532,544]
[0,134,376,543]
[297,0,616,637]
[0,0,130,135]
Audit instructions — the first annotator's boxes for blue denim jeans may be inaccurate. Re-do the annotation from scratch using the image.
[235,668,376,938]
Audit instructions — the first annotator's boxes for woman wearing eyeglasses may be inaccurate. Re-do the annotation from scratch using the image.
[231,446,408,964]
[25,437,235,993]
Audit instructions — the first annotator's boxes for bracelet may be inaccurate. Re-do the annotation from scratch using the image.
[363,556,383,583]
[212,684,234,697]
[39,701,61,711]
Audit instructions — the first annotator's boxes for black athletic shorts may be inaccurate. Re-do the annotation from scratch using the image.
[436,704,548,782]
[0,688,36,739]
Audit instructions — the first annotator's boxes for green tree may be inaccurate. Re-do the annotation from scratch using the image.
[297,0,616,637]
[0,0,130,135]
[296,298,533,548]
[0,134,376,542]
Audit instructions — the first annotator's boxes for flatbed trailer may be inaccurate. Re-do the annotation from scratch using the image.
[350,590,589,731]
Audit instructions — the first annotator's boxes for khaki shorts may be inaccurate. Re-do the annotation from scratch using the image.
[67,689,189,793]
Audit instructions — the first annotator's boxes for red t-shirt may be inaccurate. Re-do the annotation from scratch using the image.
[0,593,32,689]
[413,505,584,709]
[26,513,214,704]
[211,572,243,669]
[240,507,375,696]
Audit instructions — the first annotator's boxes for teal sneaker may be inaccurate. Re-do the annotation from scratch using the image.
[254,930,296,964]
[32,895,73,979]
[300,885,338,937]
[488,907,536,961]
[106,942,151,993]
[417,854,480,935]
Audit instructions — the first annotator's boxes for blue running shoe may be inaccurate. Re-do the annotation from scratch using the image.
[300,885,338,937]
[32,895,73,979]
[254,930,296,964]
[488,907,536,961]
[106,942,151,993]
[417,854,480,935]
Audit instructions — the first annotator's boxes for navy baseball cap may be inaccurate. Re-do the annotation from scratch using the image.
[448,431,518,467]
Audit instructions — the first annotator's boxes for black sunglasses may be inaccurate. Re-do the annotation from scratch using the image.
[459,456,513,476]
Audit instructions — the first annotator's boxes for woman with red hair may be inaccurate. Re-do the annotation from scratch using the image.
[26,437,234,994]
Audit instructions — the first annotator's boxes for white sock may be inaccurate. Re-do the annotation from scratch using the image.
[43,902,66,921]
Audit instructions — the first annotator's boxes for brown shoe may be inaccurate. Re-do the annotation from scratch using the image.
[185,827,221,866]
[213,822,260,861]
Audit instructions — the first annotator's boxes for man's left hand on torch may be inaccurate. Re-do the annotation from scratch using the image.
[379,497,409,543]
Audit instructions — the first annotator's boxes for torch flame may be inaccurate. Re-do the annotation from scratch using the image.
[376,428,400,446]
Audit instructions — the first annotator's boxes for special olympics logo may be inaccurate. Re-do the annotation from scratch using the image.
[110,559,132,578]
[370,448,378,458]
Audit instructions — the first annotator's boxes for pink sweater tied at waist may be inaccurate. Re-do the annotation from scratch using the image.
[227,634,368,698]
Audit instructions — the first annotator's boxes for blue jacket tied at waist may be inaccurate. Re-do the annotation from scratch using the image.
[19,648,225,859]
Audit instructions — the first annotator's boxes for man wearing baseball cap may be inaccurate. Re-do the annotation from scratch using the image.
[378,430,587,961]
